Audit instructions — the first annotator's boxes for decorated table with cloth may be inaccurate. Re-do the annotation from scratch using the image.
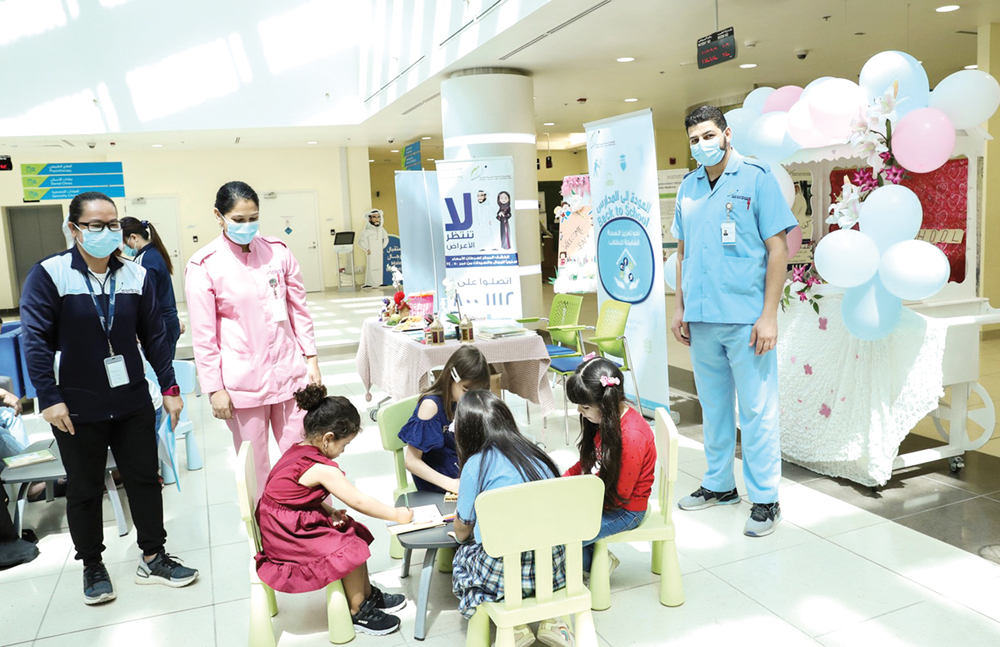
[356,319,556,415]
[776,291,949,486]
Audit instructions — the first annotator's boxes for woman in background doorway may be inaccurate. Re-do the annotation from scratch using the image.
[185,181,321,496]
[120,217,183,357]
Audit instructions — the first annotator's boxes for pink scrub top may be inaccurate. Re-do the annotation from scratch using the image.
[185,234,317,409]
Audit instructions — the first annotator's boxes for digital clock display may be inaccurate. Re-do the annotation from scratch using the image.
[0,155,11,171]
[697,27,737,69]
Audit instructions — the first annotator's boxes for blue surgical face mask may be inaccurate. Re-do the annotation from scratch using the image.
[120,238,138,258]
[78,227,123,259]
[225,219,259,245]
[691,135,728,167]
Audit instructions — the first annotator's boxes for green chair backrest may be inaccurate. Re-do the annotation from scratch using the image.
[548,293,585,350]
[594,299,631,365]
[653,407,679,526]
[235,441,264,557]
[377,395,422,494]
[475,475,603,610]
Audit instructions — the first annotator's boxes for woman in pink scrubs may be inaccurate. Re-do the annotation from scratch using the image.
[185,181,321,496]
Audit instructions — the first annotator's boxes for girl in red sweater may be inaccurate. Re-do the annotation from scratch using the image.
[565,357,657,576]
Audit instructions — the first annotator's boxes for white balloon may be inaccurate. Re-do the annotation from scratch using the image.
[858,185,923,254]
[664,252,679,290]
[745,112,801,163]
[929,70,1000,130]
[743,87,775,114]
[859,50,929,118]
[801,76,834,100]
[806,78,868,140]
[814,229,880,288]
[787,100,837,148]
[724,107,760,157]
[768,162,794,208]
[879,240,950,301]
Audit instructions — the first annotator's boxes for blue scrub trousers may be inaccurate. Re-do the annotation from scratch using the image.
[688,322,781,503]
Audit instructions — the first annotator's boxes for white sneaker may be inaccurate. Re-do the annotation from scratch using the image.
[608,551,620,579]
[537,619,575,647]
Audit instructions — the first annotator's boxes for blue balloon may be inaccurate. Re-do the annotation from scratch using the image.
[745,112,801,163]
[840,277,903,341]
[859,51,929,118]
[724,107,758,157]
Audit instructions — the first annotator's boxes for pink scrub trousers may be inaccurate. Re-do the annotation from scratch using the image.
[226,398,306,499]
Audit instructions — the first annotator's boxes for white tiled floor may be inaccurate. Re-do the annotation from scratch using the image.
[5,289,1000,646]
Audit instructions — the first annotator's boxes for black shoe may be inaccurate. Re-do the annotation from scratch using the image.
[369,585,406,613]
[83,562,116,605]
[352,596,401,636]
[135,550,199,587]
[745,502,782,537]
[0,538,40,568]
[677,486,741,511]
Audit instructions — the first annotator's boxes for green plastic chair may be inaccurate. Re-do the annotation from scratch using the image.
[236,442,355,646]
[546,299,643,443]
[589,407,684,611]
[377,395,454,573]
[518,293,586,358]
[466,475,604,647]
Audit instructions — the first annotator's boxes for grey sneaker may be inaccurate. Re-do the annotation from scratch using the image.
[83,562,116,605]
[744,502,781,537]
[678,486,741,511]
[135,551,199,587]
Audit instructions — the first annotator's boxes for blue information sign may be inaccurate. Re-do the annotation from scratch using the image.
[23,174,125,188]
[23,185,127,201]
[21,162,124,176]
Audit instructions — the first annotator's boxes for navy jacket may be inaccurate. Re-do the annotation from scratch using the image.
[20,246,177,423]
[134,244,178,324]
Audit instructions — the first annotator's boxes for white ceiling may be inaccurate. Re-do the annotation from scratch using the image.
[3,0,999,158]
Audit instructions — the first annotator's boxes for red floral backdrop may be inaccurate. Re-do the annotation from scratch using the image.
[828,158,967,283]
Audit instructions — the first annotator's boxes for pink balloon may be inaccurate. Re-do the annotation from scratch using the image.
[892,108,956,173]
[787,100,835,148]
[786,226,803,258]
[763,86,804,113]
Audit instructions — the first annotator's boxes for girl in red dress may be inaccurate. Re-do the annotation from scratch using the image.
[255,384,415,636]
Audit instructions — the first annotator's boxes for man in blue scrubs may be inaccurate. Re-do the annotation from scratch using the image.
[670,105,797,537]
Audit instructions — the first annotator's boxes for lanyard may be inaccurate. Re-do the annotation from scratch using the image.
[84,271,116,356]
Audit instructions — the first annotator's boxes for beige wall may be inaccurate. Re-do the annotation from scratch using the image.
[0,145,371,309]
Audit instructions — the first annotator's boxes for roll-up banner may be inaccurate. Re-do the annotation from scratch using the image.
[394,170,446,305]
[584,109,670,415]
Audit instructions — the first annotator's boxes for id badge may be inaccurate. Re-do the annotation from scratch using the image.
[722,202,737,246]
[268,276,288,322]
[270,297,289,322]
[104,355,129,388]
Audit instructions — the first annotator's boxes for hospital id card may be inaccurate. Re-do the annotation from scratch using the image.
[104,355,130,388]
[270,297,289,322]
[721,222,736,245]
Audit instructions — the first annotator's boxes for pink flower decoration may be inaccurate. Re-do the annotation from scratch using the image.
[806,275,822,287]
[799,292,809,302]
[804,364,813,375]
[819,404,832,418]
[818,317,828,330]
[879,151,892,163]
[884,165,905,185]
[852,167,878,192]
[792,265,807,283]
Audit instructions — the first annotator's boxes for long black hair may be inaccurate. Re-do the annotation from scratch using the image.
[421,346,491,421]
[119,216,174,275]
[455,390,559,493]
[293,383,362,442]
[566,357,629,509]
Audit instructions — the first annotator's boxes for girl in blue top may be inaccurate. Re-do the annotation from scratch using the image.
[399,346,490,493]
[450,390,573,647]
[120,217,183,358]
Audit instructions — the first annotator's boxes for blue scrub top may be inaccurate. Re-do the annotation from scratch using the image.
[671,151,797,325]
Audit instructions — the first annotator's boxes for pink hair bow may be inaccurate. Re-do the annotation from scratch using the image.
[582,352,598,361]
[600,375,621,387]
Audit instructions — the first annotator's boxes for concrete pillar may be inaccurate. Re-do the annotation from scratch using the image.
[440,68,542,316]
